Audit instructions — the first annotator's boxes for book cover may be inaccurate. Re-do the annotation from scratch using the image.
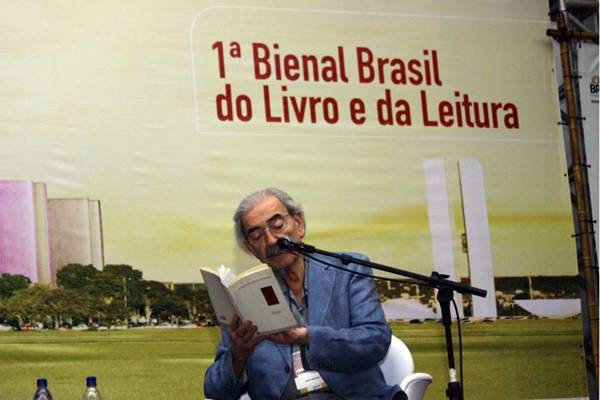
[201,264,299,335]
[200,267,237,326]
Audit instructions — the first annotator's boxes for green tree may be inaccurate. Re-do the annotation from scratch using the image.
[0,273,31,299]
[3,285,55,328]
[48,287,94,327]
[174,285,198,321]
[0,289,32,328]
[86,272,128,326]
[141,280,178,324]
[174,283,214,322]
[103,264,144,320]
[103,264,143,281]
[56,264,98,289]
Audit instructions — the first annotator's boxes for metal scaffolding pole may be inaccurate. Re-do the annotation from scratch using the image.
[547,2,599,398]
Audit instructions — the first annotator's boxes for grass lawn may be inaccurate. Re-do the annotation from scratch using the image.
[391,318,588,399]
[0,319,588,399]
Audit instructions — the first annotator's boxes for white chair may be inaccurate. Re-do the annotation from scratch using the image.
[223,335,432,400]
[379,335,433,400]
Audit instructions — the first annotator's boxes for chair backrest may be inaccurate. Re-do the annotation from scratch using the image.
[378,335,415,386]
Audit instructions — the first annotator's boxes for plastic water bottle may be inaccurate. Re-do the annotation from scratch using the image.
[81,376,102,400]
[33,378,53,400]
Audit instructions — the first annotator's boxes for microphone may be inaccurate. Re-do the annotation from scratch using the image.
[277,237,316,253]
[276,236,294,250]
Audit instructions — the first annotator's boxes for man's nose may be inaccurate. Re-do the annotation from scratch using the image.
[264,228,279,245]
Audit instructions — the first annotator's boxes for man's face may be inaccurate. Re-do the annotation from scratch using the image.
[242,196,305,270]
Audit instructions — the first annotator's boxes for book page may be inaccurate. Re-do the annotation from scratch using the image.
[233,263,270,281]
[217,264,236,286]
[200,268,236,326]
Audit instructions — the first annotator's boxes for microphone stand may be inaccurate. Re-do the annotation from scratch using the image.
[278,238,487,400]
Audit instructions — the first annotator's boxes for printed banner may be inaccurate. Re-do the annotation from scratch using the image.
[0,1,588,399]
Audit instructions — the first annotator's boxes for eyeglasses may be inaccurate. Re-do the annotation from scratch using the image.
[245,213,289,244]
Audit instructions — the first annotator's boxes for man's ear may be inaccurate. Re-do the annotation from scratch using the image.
[293,212,306,239]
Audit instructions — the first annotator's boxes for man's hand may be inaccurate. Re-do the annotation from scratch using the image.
[269,327,308,345]
[228,314,267,377]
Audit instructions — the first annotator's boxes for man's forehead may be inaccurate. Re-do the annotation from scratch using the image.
[243,196,286,224]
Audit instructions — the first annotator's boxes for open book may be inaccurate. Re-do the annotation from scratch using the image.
[200,264,300,336]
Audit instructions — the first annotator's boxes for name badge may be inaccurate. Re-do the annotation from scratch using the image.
[292,350,328,394]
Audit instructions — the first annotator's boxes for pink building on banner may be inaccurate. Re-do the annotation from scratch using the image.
[0,180,104,284]
[0,181,44,282]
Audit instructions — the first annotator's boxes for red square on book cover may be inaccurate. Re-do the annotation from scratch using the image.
[260,286,280,306]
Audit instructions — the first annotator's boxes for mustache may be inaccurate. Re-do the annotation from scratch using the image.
[266,236,291,258]
[266,245,284,258]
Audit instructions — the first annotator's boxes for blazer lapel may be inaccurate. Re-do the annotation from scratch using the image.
[307,255,337,326]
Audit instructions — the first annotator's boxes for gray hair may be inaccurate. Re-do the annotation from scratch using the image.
[233,187,305,251]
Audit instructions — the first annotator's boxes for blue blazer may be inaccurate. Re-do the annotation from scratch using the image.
[204,253,402,400]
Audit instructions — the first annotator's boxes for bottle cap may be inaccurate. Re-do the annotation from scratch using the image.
[37,378,48,387]
[86,376,97,387]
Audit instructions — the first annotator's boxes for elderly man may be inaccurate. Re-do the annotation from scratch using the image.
[204,188,406,400]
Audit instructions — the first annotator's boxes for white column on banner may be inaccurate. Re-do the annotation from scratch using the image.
[423,159,463,319]
[458,159,497,319]
[577,43,599,250]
